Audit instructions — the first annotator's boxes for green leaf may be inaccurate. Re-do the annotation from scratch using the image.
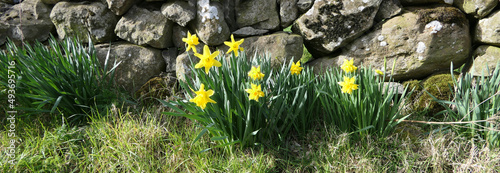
[210,136,228,141]
[50,96,64,113]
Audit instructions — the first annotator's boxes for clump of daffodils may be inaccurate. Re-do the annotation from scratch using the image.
[169,31,321,149]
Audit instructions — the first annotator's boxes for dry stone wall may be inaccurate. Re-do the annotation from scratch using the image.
[1,0,499,92]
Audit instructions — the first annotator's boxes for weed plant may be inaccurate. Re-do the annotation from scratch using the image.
[435,63,500,147]
[0,36,120,123]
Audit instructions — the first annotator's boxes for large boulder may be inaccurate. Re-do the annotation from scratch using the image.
[50,1,118,43]
[105,0,141,16]
[0,0,54,46]
[236,0,280,30]
[218,32,303,68]
[453,0,498,19]
[115,5,173,49]
[191,0,230,46]
[469,45,500,76]
[309,6,471,81]
[279,0,299,28]
[292,0,383,56]
[95,42,165,93]
[161,0,195,27]
[475,10,500,46]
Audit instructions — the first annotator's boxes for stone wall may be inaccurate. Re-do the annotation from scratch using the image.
[1,0,499,92]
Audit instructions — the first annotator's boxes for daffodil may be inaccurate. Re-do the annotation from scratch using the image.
[248,66,265,80]
[194,45,221,74]
[182,31,199,53]
[224,34,244,56]
[375,69,384,75]
[341,59,357,73]
[245,83,265,102]
[290,61,303,75]
[189,84,216,109]
[338,76,359,94]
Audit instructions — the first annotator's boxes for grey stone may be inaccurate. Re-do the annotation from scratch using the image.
[375,0,402,23]
[383,82,406,96]
[220,0,238,31]
[279,0,299,28]
[236,0,280,30]
[292,0,383,56]
[218,32,303,68]
[232,26,269,37]
[50,1,118,43]
[0,0,54,46]
[95,42,165,93]
[454,0,498,18]
[115,5,173,49]
[161,0,195,27]
[309,6,471,81]
[105,0,142,16]
[172,24,189,50]
[163,48,178,72]
[297,0,313,14]
[191,0,230,46]
[475,10,500,46]
[469,45,500,76]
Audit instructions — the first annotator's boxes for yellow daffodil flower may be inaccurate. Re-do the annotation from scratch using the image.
[182,31,199,53]
[245,83,265,102]
[194,45,221,74]
[290,61,303,75]
[248,66,265,80]
[224,34,244,56]
[189,84,216,109]
[341,59,357,73]
[375,69,384,75]
[338,76,359,94]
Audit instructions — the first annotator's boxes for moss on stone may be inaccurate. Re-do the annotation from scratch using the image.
[403,73,457,117]
[134,75,177,105]
[418,74,456,116]
[415,6,468,27]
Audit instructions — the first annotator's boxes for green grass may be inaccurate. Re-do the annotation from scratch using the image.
[2,104,499,172]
